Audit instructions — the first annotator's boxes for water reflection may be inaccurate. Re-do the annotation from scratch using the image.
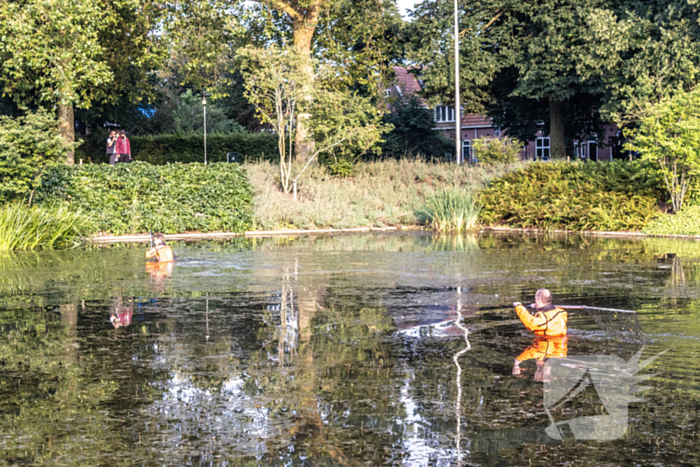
[0,233,699,464]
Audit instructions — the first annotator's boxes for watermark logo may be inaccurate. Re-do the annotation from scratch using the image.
[543,348,666,441]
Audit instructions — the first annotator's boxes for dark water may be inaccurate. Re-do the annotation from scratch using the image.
[0,233,699,466]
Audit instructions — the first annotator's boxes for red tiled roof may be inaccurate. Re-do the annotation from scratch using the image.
[462,114,493,127]
[392,66,423,96]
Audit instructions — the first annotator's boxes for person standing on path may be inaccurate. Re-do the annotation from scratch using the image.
[115,129,132,163]
[107,129,118,165]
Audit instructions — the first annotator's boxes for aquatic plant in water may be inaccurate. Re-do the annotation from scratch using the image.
[0,204,90,251]
[418,187,482,232]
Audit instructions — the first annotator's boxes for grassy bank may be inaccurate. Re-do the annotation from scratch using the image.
[247,159,516,230]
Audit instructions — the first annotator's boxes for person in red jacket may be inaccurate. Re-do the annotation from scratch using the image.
[114,129,132,163]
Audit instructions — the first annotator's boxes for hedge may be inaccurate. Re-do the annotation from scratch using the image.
[478,161,664,231]
[34,162,254,235]
[75,132,279,165]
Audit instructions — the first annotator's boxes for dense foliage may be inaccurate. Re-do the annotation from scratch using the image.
[34,162,254,235]
[0,110,73,204]
[472,136,523,165]
[75,132,278,164]
[479,161,663,231]
[380,95,453,159]
[0,204,90,251]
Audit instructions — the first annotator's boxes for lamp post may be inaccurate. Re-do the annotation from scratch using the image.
[454,0,462,164]
[201,92,208,165]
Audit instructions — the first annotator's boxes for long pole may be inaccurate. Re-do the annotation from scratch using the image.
[203,102,207,165]
[454,0,461,164]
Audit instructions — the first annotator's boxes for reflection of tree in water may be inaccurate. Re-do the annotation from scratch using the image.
[0,302,122,464]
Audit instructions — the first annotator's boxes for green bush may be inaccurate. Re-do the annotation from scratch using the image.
[0,109,74,203]
[34,162,254,235]
[380,96,454,160]
[0,204,90,251]
[75,131,279,165]
[479,161,663,231]
[472,136,522,165]
[642,206,700,236]
[418,187,482,232]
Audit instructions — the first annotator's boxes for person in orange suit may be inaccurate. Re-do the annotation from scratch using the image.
[513,288,567,338]
[512,289,568,381]
[146,233,174,263]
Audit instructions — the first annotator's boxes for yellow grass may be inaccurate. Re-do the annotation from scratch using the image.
[246,159,520,230]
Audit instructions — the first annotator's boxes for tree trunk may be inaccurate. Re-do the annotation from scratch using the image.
[293,18,317,163]
[58,103,75,165]
[549,98,566,159]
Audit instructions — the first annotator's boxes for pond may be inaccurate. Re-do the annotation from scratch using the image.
[0,232,699,466]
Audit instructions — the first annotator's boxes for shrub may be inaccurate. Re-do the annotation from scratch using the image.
[75,131,279,165]
[380,95,454,160]
[642,206,700,236]
[0,109,75,204]
[417,187,482,232]
[472,136,522,165]
[479,161,662,231]
[34,162,254,235]
[0,204,90,251]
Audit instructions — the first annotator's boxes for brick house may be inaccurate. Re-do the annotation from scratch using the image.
[386,67,622,162]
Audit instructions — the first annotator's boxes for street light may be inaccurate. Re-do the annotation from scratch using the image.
[454,0,462,164]
[201,91,209,164]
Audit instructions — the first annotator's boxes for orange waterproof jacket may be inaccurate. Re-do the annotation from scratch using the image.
[516,336,568,363]
[146,244,174,263]
[515,304,567,337]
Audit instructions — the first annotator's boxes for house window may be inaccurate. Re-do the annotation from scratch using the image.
[434,105,455,123]
[385,89,392,97]
[462,140,471,162]
[536,137,550,160]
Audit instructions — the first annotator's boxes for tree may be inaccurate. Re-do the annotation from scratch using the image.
[0,0,115,163]
[238,45,390,193]
[407,0,629,155]
[242,0,403,161]
[598,0,700,122]
[0,0,166,164]
[381,95,452,159]
[625,89,700,213]
[0,109,75,205]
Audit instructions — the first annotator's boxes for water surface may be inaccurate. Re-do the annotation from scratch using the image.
[0,233,699,465]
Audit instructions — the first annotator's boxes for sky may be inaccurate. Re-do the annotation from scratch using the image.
[396,0,418,18]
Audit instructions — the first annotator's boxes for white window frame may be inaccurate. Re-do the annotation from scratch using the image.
[385,89,392,97]
[462,139,471,162]
[536,137,550,160]
[434,105,455,123]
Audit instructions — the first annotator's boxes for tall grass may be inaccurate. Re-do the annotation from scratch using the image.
[0,204,91,251]
[246,159,518,230]
[418,187,482,232]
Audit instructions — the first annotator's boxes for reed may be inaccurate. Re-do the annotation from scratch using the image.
[418,187,482,232]
[0,204,90,251]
